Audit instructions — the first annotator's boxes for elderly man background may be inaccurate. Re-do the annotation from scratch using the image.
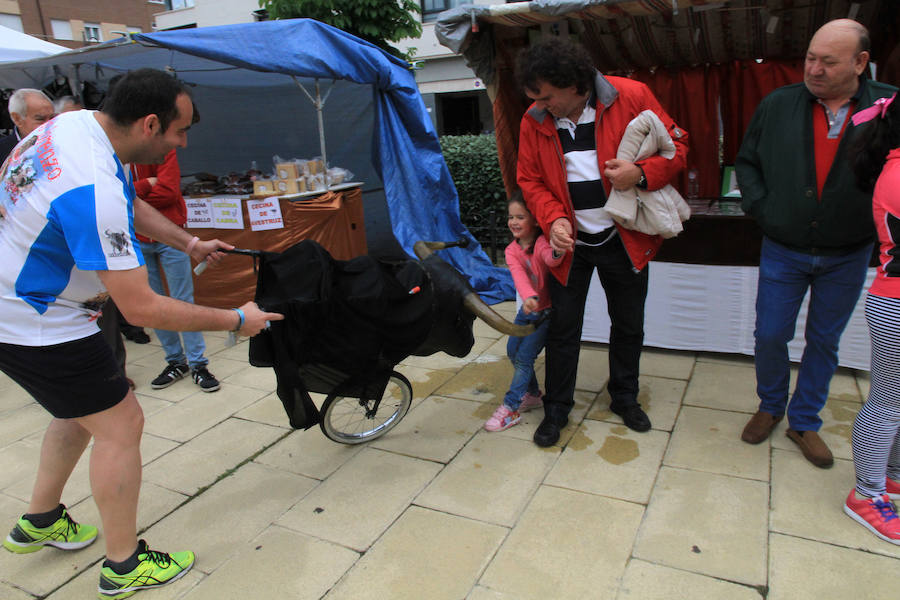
[736,19,897,468]
[0,88,54,162]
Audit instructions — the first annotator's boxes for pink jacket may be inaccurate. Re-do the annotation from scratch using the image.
[870,147,900,299]
[505,235,563,311]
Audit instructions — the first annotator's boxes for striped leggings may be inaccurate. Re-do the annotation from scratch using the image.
[852,293,900,497]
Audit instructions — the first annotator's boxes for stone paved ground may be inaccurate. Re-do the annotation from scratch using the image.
[1,301,897,599]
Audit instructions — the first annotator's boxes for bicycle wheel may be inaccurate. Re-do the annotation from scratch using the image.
[320,372,412,444]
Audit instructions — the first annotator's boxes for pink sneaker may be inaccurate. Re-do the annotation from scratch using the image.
[887,477,900,501]
[484,405,521,432]
[843,489,900,545]
[518,391,544,413]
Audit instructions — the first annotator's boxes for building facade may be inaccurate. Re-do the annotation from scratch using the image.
[150,0,496,135]
[0,0,170,49]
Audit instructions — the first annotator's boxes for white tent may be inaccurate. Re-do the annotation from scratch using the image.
[0,25,66,63]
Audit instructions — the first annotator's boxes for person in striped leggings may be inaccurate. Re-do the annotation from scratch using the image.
[847,91,900,545]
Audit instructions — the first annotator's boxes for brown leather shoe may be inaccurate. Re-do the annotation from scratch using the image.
[786,429,834,468]
[741,411,783,444]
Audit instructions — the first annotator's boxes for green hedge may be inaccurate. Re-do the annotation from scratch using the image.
[440,134,506,231]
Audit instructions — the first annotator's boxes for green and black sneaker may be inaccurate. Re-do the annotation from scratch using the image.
[3,505,98,554]
[97,539,194,599]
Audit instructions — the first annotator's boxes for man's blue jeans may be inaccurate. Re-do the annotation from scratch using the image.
[503,308,550,411]
[754,237,871,431]
[140,241,208,370]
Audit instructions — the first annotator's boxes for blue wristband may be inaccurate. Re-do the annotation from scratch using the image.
[231,308,245,332]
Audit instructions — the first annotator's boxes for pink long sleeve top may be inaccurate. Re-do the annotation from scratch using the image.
[504,234,563,311]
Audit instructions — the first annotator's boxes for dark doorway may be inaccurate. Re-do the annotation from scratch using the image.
[440,94,481,135]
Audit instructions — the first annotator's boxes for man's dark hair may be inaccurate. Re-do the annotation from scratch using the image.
[516,38,595,96]
[101,68,190,132]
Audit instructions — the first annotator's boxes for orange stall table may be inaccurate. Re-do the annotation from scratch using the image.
[186,186,366,309]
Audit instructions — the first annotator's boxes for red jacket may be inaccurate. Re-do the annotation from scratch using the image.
[133,149,185,243]
[517,73,689,283]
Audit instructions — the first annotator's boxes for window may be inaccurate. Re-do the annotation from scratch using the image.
[166,0,195,9]
[422,0,466,21]
[0,13,23,32]
[83,23,102,43]
[50,19,73,40]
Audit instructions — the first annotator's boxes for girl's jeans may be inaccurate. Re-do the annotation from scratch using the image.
[503,308,550,411]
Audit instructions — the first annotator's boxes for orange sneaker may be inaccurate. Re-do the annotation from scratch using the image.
[843,489,900,545]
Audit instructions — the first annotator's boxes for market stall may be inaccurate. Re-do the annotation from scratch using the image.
[436,0,897,369]
[0,18,514,303]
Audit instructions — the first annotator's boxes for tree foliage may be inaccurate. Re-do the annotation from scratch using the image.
[259,0,422,61]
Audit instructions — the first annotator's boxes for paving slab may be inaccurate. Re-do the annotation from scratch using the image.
[588,376,685,432]
[143,383,268,442]
[480,486,643,599]
[327,506,506,600]
[254,428,364,480]
[575,345,610,393]
[142,461,318,573]
[640,348,697,379]
[399,337,495,371]
[545,419,668,504]
[233,391,294,428]
[276,448,441,551]
[369,395,485,463]
[663,406,770,481]
[616,559,761,600]
[0,403,50,449]
[683,361,759,413]
[770,450,900,559]
[142,418,287,495]
[768,532,899,600]
[633,466,768,586]
[181,526,358,600]
[415,432,558,526]
[433,355,513,404]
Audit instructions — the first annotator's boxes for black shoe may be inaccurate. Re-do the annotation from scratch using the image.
[191,367,220,393]
[150,363,189,389]
[610,403,651,432]
[533,414,567,447]
[122,327,150,344]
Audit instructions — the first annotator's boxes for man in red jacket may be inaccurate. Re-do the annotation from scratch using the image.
[516,38,689,447]
[134,146,221,392]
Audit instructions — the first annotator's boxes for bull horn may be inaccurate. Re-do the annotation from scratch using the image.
[413,239,468,260]
[463,291,537,337]
[415,239,536,337]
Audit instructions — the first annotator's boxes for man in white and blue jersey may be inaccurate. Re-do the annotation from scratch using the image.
[0,68,282,598]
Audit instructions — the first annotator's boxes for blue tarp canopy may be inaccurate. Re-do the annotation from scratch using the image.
[0,18,513,303]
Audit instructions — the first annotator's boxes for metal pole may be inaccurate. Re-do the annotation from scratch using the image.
[292,76,334,189]
[315,80,329,188]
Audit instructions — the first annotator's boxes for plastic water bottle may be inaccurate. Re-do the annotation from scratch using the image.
[687,168,699,199]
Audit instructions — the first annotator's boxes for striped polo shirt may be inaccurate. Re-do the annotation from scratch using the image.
[555,99,615,245]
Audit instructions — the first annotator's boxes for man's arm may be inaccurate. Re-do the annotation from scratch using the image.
[133,151,181,210]
[98,266,282,336]
[133,196,231,265]
[630,84,690,190]
[734,100,770,217]
[516,116,573,253]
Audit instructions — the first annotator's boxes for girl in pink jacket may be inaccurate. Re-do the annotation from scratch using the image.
[485,193,563,432]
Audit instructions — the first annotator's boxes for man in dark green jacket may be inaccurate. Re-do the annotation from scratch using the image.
[736,19,896,468]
